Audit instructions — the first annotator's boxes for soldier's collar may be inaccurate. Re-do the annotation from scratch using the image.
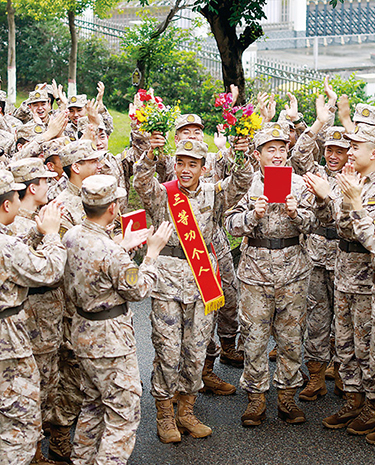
[178,181,202,198]
[0,222,14,236]
[82,218,109,236]
[67,180,81,196]
[17,208,37,221]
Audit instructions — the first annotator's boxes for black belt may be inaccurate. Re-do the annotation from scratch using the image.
[339,239,370,254]
[248,236,300,249]
[76,302,128,321]
[315,227,340,240]
[28,286,54,296]
[160,244,212,259]
[0,304,24,320]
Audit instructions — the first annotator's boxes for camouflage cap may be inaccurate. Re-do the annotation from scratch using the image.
[277,110,303,128]
[175,140,208,159]
[67,94,87,109]
[0,91,7,102]
[81,174,126,206]
[77,115,106,134]
[353,104,375,126]
[0,169,26,195]
[0,129,15,154]
[35,83,54,96]
[9,158,57,183]
[27,89,49,105]
[59,139,105,167]
[344,123,375,144]
[175,114,204,131]
[16,123,45,142]
[254,122,290,148]
[41,136,71,161]
[324,127,350,148]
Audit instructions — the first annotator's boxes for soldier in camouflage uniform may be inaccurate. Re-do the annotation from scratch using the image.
[62,174,171,465]
[305,123,375,434]
[8,158,67,464]
[0,170,67,465]
[134,139,253,443]
[0,90,22,134]
[226,123,318,427]
[49,140,104,463]
[42,137,71,201]
[288,94,348,401]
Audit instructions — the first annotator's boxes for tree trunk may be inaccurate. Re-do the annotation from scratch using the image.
[200,3,262,105]
[135,59,146,90]
[68,10,77,97]
[7,0,16,104]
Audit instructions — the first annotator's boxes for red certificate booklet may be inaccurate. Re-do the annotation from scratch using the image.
[120,209,147,243]
[263,166,292,203]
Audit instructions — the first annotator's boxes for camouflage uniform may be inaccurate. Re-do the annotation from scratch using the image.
[41,137,71,201]
[133,140,253,399]
[225,124,318,393]
[319,124,375,395]
[0,170,66,465]
[52,141,103,428]
[291,126,349,363]
[63,175,157,465]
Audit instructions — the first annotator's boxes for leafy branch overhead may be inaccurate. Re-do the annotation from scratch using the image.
[329,0,344,8]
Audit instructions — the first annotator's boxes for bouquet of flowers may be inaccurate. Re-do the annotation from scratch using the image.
[129,88,180,159]
[215,92,262,165]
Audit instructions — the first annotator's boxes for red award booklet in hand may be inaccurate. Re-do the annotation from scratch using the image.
[120,209,147,244]
[263,166,292,203]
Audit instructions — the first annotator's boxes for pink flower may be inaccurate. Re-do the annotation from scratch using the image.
[155,96,163,103]
[243,103,254,117]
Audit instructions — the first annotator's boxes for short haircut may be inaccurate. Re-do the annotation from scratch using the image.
[0,101,5,114]
[45,154,59,165]
[18,178,41,200]
[82,200,117,219]
[0,190,15,207]
[16,137,28,148]
[63,165,72,179]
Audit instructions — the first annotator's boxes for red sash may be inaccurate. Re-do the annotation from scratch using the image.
[163,180,225,315]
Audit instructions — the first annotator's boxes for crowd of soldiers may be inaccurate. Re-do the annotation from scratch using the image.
[1,76,375,465]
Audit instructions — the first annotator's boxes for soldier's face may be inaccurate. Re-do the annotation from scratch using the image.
[255,140,288,173]
[76,158,102,180]
[174,155,204,191]
[175,125,204,144]
[347,141,375,175]
[69,106,86,126]
[324,145,348,172]
[29,101,51,123]
[96,129,109,151]
[33,178,49,206]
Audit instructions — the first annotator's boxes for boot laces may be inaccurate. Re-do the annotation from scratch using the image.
[204,370,226,387]
[283,394,299,412]
[338,396,359,415]
[355,401,374,423]
[245,396,263,414]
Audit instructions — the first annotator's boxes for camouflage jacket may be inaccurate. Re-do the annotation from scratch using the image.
[63,219,157,358]
[47,173,68,202]
[55,180,86,236]
[133,154,253,302]
[0,222,66,360]
[225,170,317,287]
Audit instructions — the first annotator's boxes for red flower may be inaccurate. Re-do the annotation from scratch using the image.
[138,89,152,102]
[224,111,237,126]
[155,96,163,103]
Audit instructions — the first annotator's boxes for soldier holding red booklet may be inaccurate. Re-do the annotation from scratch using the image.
[225,122,319,427]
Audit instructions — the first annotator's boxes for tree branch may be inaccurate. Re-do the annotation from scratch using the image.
[239,23,263,52]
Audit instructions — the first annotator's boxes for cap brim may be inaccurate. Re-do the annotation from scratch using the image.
[174,151,204,159]
[115,187,127,199]
[12,182,26,191]
[27,99,48,105]
[40,171,58,178]
[175,122,204,131]
[344,133,368,142]
[67,103,85,109]
[324,141,350,148]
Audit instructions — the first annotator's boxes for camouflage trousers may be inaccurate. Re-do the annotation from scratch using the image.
[34,350,59,424]
[369,294,375,401]
[304,267,335,363]
[51,317,83,427]
[71,354,141,465]
[206,251,239,358]
[334,289,374,394]
[150,298,215,399]
[0,356,41,465]
[239,278,308,393]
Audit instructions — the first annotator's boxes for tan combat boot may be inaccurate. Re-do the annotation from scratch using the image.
[199,357,236,395]
[322,392,365,429]
[346,398,375,435]
[176,394,212,438]
[277,388,306,424]
[325,359,335,380]
[48,425,72,464]
[366,431,375,445]
[268,345,277,362]
[31,441,69,465]
[241,393,266,427]
[299,361,327,401]
[219,336,244,368]
[155,399,181,444]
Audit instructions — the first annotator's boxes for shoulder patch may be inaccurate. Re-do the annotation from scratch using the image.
[200,205,211,214]
[125,267,138,286]
[216,151,223,161]
[121,150,127,161]
[59,226,68,239]
[367,198,375,206]
[215,182,222,193]
[250,196,259,202]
